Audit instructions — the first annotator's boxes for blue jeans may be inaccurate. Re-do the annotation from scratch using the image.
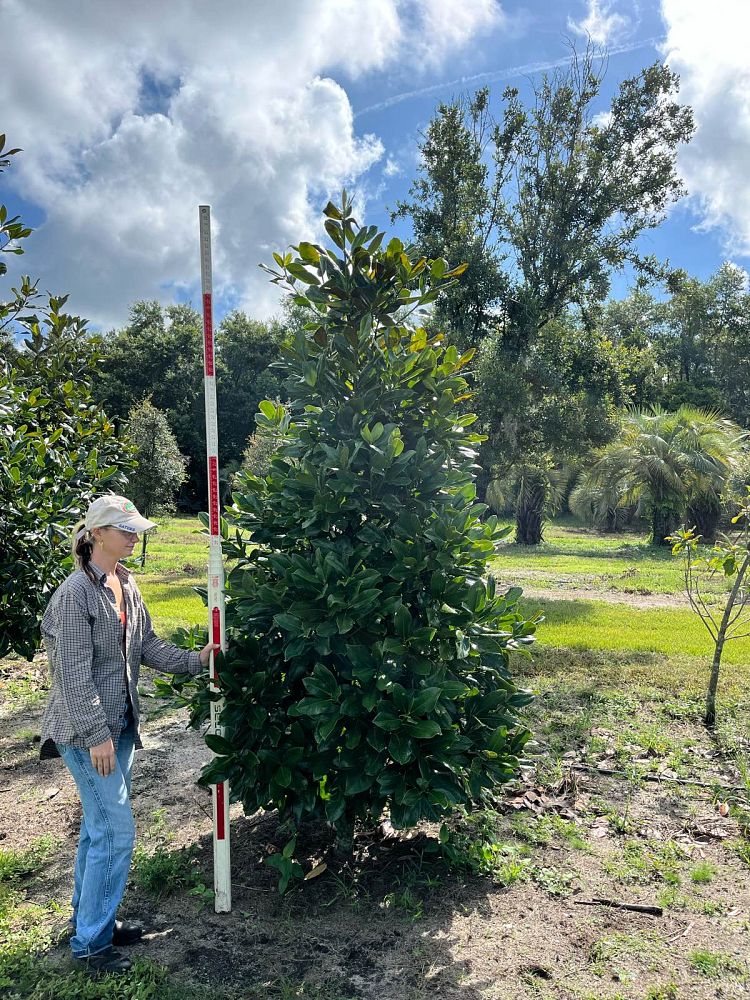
[56,713,136,957]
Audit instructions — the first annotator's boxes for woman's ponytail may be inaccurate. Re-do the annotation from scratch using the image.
[71,521,98,582]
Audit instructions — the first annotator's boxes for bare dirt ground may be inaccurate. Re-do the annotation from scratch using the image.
[2,653,750,999]
[491,570,691,610]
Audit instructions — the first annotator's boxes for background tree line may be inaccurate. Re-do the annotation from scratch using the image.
[392,45,748,545]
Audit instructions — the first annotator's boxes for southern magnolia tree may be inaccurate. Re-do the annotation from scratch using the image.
[182,197,538,889]
[0,324,134,659]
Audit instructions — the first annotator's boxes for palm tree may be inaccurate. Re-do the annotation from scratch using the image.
[572,405,745,545]
[486,462,571,544]
[569,475,633,533]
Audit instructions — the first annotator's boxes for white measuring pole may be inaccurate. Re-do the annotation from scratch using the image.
[198,205,231,912]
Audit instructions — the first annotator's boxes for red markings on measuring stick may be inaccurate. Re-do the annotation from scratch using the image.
[202,293,214,376]
[212,607,221,681]
[208,455,219,534]
[216,781,226,839]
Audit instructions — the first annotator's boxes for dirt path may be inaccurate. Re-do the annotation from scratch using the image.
[491,573,692,609]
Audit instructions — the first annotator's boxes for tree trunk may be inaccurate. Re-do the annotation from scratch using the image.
[705,640,724,728]
[650,506,677,546]
[704,549,750,727]
[140,533,148,566]
[515,471,547,545]
[475,452,492,506]
[686,490,722,544]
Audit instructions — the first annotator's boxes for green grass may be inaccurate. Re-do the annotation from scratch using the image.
[602,839,688,886]
[0,660,49,715]
[0,838,56,884]
[136,579,205,635]
[133,517,750,668]
[129,518,209,575]
[644,985,678,1000]
[129,810,207,900]
[689,949,747,979]
[519,596,750,663]
[122,516,207,635]
[690,861,717,884]
[589,929,667,978]
[130,843,205,898]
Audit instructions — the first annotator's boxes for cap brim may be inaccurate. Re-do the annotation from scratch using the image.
[112,515,158,533]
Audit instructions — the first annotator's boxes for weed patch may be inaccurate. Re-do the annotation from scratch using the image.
[603,839,688,885]
[689,949,747,979]
[0,837,56,884]
[589,929,666,979]
[689,861,716,884]
[131,843,204,899]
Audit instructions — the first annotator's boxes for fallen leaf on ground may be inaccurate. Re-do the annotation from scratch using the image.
[304,863,327,880]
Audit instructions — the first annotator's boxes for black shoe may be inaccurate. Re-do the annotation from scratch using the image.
[112,919,144,946]
[67,918,144,946]
[75,947,133,975]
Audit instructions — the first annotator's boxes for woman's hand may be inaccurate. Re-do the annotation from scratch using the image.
[199,642,221,667]
[90,738,116,777]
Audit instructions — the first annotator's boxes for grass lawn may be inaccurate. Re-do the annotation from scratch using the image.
[520,597,750,663]
[129,517,206,635]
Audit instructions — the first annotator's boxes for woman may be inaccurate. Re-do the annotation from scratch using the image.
[39,494,219,975]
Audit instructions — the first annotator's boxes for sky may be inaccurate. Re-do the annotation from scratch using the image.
[1,0,749,332]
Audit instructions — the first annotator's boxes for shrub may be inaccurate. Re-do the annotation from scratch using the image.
[0,323,133,658]
[181,194,538,889]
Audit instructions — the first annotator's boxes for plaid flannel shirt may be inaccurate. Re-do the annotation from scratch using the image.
[39,560,202,760]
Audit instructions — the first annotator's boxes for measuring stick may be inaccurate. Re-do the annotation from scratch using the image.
[198,205,231,912]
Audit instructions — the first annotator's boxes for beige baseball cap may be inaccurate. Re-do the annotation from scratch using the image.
[84,495,157,534]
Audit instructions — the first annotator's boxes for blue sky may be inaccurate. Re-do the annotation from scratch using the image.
[1,0,748,331]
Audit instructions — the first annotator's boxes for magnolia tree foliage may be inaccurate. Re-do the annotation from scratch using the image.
[0,326,134,658]
[172,196,538,889]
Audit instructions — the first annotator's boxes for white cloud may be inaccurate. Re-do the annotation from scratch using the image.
[384,157,403,178]
[567,0,633,46]
[408,0,505,68]
[660,0,750,257]
[0,0,500,327]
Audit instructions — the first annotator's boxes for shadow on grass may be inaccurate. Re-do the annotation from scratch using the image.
[518,596,599,623]
[496,539,674,563]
